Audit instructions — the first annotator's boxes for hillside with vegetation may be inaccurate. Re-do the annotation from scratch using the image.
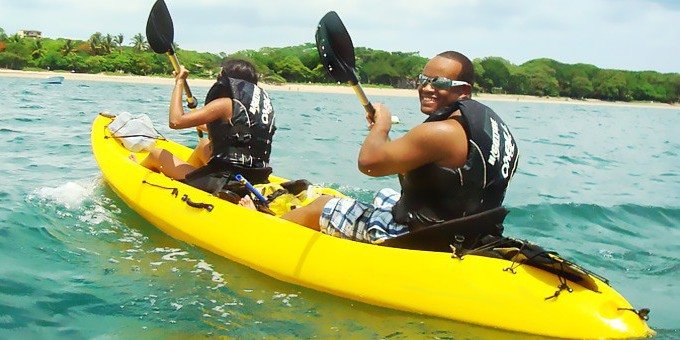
[1,28,678,103]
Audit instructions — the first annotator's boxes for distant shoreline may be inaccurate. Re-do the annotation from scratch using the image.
[2,68,678,110]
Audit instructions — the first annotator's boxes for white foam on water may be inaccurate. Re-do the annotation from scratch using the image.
[191,259,226,285]
[34,181,93,209]
[161,251,188,261]
[193,259,214,272]
[272,292,298,307]
[80,204,113,226]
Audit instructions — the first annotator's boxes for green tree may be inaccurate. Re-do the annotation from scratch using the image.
[1,38,31,69]
[478,57,511,92]
[65,54,87,72]
[115,34,124,52]
[0,27,7,41]
[297,44,319,68]
[229,49,274,79]
[570,75,593,98]
[30,39,46,60]
[61,39,75,56]
[273,55,313,82]
[129,52,163,75]
[472,59,486,93]
[0,51,27,69]
[360,50,398,84]
[131,33,148,52]
[7,33,21,43]
[89,32,104,55]
[102,34,115,54]
[38,50,68,70]
[104,51,133,73]
[667,75,680,102]
[394,52,427,87]
[593,70,628,100]
[517,62,559,96]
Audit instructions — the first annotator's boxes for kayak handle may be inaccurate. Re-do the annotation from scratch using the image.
[181,194,214,212]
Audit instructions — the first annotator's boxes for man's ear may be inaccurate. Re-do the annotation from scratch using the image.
[460,85,473,99]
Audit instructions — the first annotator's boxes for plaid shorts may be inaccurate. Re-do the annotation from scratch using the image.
[319,188,409,244]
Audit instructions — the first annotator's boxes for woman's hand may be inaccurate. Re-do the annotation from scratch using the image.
[173,66,189,84]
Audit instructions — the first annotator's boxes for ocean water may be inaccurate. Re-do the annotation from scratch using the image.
[0,75,678,339]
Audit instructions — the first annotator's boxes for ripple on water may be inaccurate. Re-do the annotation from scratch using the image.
[14,117,42,122]
[20,89,38,96]
[18,104,45,109]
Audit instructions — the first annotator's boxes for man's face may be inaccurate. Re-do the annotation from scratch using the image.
[418,56,468,114]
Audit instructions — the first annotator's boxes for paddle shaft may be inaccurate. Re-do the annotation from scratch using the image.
[166,49,203,137]
[166,51,197,109]
[350,83,375,119]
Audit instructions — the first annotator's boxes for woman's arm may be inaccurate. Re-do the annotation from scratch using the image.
[168,66,232,130]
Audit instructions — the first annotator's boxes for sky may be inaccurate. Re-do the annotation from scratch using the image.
[1,0,679,73]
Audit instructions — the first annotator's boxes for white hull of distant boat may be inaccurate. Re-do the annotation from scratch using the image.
[42,76,64,84]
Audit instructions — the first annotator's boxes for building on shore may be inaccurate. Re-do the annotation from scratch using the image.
[18,30,42,39]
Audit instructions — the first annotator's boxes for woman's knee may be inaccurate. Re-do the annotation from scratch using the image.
[189,139,211,167]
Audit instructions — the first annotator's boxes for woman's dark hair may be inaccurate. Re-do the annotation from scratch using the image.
[437,51,474,86]
[219,59,258,84]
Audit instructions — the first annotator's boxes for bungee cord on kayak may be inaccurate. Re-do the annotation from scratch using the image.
[140,180,178,197]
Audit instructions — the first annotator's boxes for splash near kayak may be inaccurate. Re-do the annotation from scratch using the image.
[91,113,655,338]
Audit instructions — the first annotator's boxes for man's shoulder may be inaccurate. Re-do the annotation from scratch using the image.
[416,117,465,131]
[409,119,467,147]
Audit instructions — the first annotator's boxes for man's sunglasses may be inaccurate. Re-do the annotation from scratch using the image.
[417,74,470,90]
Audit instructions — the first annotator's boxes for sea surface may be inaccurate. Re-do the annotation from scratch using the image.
[0,76,678,339]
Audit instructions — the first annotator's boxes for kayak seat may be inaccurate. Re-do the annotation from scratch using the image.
[381,207,508,252]
[184,162,273,196]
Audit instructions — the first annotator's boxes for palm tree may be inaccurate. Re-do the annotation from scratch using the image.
[8,33,21,43]
[31,39,45,59]
[61,39,75,56]
[89,32,103,55]
[115,34,124,52]
[131,33,148,52]
[102,34,114,54]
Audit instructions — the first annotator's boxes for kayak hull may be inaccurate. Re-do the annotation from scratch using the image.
[91,114,654,338]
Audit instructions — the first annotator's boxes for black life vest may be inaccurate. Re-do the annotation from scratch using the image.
[204,77,276,168]
[392,99,519,229]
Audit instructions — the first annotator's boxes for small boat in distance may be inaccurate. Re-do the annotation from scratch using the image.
[42,76,64,84]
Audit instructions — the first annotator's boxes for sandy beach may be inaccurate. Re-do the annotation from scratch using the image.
[2,68,678,110]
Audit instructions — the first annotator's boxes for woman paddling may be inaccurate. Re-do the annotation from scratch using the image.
[134,59,276,207]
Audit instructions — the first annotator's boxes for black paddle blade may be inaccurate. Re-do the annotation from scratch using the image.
[315,11,358,84]
[146,0,174,54]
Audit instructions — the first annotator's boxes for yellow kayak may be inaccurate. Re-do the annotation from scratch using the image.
[91,114,654,338]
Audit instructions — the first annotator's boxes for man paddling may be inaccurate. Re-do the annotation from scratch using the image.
[281,51,519,243]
